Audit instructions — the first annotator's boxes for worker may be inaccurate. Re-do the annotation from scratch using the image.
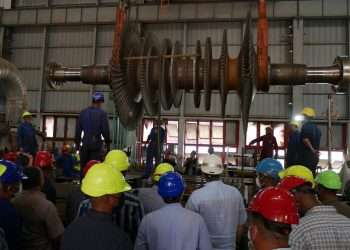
[186,154,247,250]
[286,121,300,167]
[138,162,174,214]
[249,127,278,160]
[0,160,26,250]
[3,151,17,163]
[255,158,283,189]
[77,149,144,241]
[75,92,110,178]
[145,122,166,178]
[34,151,57,204]
[279,164,316,189]
[65,160,99,225]
[135,172,212,250]
[247,187,299,250]
[13,167,64,250]
[61,163,132,250]
[184,150,198,176]
[315,170,350,218]
[299,107,321,175]
[278,173,350,249]
[56,144,76,178]
[17,111,38,157]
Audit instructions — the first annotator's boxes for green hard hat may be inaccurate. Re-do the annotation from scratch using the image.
[315,170,342,190]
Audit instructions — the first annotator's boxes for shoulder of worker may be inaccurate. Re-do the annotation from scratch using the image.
[80,106,107,115]
[331,201,350,219]
[149,203,204,222]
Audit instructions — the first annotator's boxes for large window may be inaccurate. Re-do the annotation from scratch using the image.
[43,116,78,142]
[141,119,179,154]
[185,120,238,164]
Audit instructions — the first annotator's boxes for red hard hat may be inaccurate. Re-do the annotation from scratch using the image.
[83,160,100,177]
[248,187,299,225]
[4,152,17,163]
[277,176,309,191]
[34,151,53,168]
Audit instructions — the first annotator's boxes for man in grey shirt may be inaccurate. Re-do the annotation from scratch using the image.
[137,163,174,214]
[135,172,212,250]
[186,154,247,250]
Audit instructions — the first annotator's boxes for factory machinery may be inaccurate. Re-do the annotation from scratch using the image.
[46,0,350,139]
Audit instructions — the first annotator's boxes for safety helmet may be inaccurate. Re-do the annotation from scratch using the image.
[290,121,299,128]
[301,107,316,118]
[158,172,185,199]
[279,165,315,188]
[104,150,129,172]
[83,160,100,177]
[315,170,342,190]
[34,151,53,169]
[0,160,27,185]
[153,163,175,182]
[278,176,312,191]
[62,144,71,154]
[256,158,283,179]
[201,154,224,175]
[248,187,299,225]
[22,111,32,118]
[92,92,104,103]
[81,163,131,197]
[4,152,17,163]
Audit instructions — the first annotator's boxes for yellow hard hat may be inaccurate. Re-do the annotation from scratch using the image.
[290,121,299,128]
[153,163,175,182]
[81,163,131,197]
[301,107,316,118]
[22,111,32,118]
[279,165,315,188]
[104,150,129,172]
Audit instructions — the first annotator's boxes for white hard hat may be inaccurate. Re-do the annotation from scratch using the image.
[201,154,224,175]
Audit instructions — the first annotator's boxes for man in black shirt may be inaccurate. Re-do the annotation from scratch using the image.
[61,163,133,250]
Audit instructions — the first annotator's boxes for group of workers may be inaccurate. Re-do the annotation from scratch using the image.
[1,90,349,250]
[249,107,321,175]
[2,146,350,250]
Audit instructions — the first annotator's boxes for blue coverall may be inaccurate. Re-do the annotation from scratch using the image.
[75,106,110,177]
[286,130,300,167]
[145,127,165,178]
[17,121,38,156]
[56,153,76,178]
[299,121,321,175]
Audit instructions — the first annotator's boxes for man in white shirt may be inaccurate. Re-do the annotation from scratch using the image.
[186,154,247,250]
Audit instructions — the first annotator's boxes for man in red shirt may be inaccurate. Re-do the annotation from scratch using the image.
[249,127,278,160]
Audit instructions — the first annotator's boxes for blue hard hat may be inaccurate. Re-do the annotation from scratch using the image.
[158,172,185,199]
[0,160,27,185]
[92,92,104,103]
[256,158,283,179]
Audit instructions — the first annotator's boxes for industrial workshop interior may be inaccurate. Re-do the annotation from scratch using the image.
[3,0,350,249]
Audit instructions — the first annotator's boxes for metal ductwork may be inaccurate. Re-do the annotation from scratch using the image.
[0,57,27,130]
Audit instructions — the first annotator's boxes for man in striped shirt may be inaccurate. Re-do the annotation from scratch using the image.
[77,150,144,242]
[279,174,350,250]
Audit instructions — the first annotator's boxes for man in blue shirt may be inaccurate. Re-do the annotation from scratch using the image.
[17,111,38,156]
[0,160,26,250]
[286,121,300,167]
[299,107,321,176]
[75,92,110,177]
[145,122,166,178]
[135,172,212,250]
